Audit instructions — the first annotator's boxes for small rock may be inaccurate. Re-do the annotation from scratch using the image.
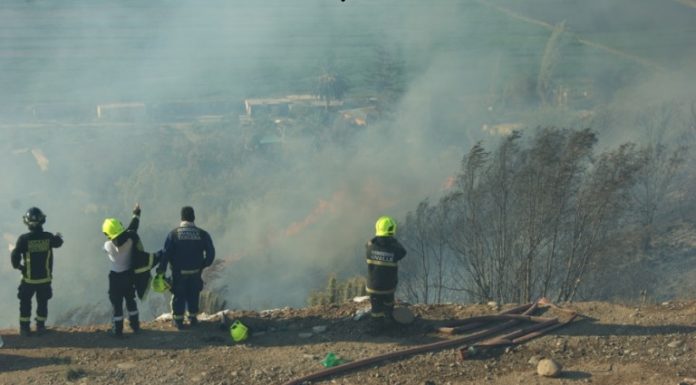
[679,378,696,385]
[537,358,562,377]
[116,362,136,370]
[668,340,683,348]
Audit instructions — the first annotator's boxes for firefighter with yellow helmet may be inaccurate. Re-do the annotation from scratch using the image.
[365,216,407,333]
[11,207,63,336]
[101,204,158,337]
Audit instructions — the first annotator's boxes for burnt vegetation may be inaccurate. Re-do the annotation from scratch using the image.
[398,115,695,305]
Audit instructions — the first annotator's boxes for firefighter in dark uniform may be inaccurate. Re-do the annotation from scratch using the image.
[11,207,63,336]
[365,216,406,332]
[102,204,158,336]
[156,206,215,330]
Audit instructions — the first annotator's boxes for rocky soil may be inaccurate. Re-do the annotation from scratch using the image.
[2,300,696,385]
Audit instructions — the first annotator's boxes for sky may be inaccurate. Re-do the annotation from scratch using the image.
[0,0,695,328]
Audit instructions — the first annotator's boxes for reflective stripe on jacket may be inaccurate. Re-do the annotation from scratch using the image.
[365,236,406,294]
[11,229,63,284]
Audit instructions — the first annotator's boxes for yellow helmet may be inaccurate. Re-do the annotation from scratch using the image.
[230,320,249,342]
[102,218,125,240]
[375,216,396,236]
[151,274,171,293]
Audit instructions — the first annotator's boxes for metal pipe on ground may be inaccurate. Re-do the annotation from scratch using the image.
[458,311,578,359]
[279,319,521,385]
[512,313,577,344]
[438,314,556,335]
[438,302,535,332]
[281,299,573,385]
[458,317,560,359]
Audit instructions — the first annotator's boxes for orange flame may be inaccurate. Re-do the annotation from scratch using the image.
[442,176,456,190]
[283,191,345,237]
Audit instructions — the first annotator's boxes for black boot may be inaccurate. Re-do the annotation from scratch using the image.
[188,316,198,327]
[19,321,32,337]
[111,320,124,338]
[129,315,140,333]
[36,320,47,335]
[173,319,185,330]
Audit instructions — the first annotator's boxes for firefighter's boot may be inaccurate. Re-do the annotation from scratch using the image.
[173,319,185,330]
[111,320,124,338]
[19,321,31,337]
[129,315,140,333]
[36,320,47,335]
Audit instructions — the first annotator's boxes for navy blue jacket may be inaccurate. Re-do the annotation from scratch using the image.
[157,222,215,275]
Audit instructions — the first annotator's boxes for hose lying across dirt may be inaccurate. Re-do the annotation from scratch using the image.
[280,300,576,385]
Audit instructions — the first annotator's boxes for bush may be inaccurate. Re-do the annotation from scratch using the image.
[307,274,367,306]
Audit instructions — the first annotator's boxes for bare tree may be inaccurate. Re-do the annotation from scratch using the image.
[400,199,451,304]
[556,142,644,301]
[631,103,689,251]
[408,127,645,304]
[515,128,596,302]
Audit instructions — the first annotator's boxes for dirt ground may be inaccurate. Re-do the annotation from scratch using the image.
[1,300,696,385]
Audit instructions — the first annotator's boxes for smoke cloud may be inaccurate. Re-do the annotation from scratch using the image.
[1,0,695,327]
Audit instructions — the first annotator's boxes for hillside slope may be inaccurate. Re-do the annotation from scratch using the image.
[1,301,696,385]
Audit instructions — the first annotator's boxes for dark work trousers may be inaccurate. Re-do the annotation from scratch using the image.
[108,270,138,332]
[18,282,52,326]
[369,292,395,320]
[171,273,203,321]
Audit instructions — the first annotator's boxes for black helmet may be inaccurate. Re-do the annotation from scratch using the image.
[23,207,46,228]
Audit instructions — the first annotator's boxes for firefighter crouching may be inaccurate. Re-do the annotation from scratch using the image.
[156,206,215,330]
[365,216,407,333]
[11,207,63,336]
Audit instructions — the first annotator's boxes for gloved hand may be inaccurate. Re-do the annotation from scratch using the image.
[133,203,141,216]
[55,232,63,239]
